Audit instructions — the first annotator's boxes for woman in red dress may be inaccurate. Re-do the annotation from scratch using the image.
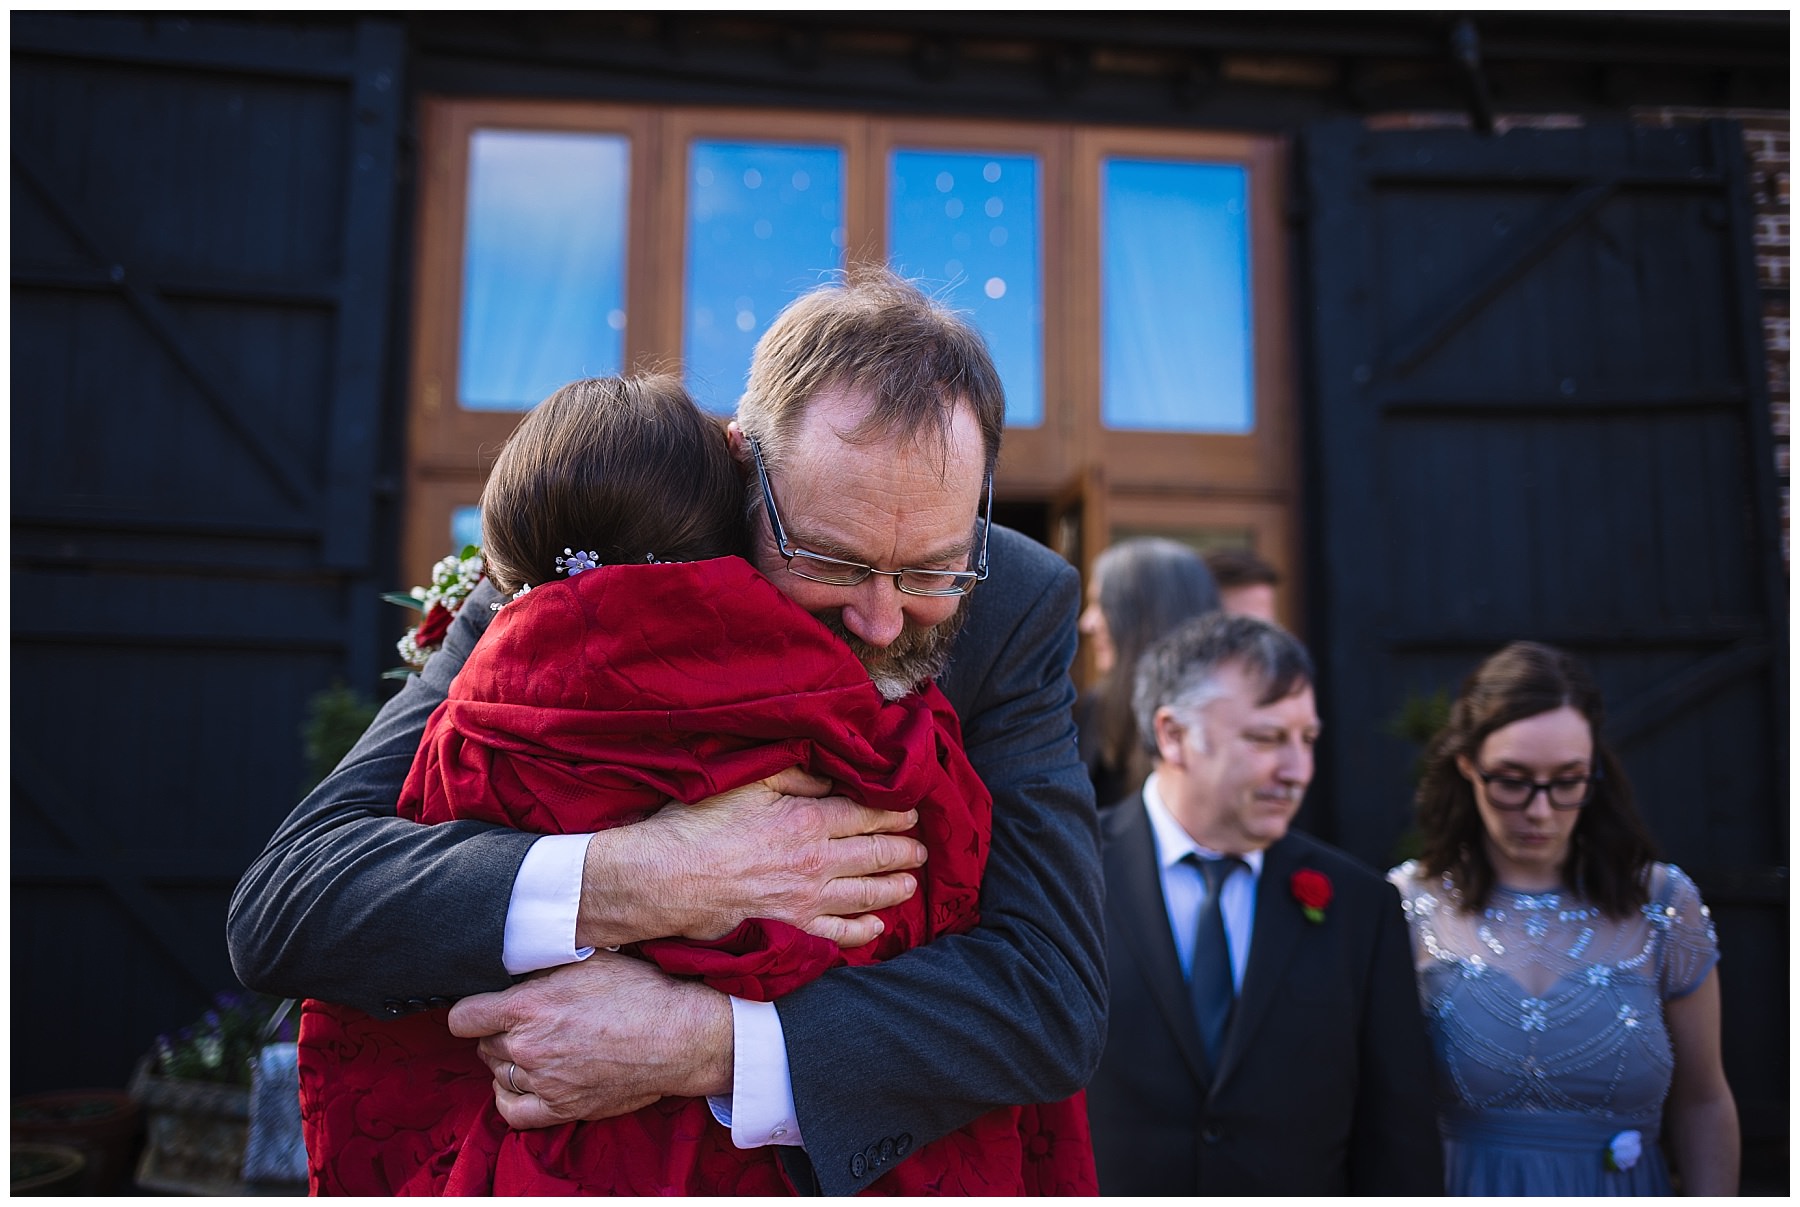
[297,375,1094,1195]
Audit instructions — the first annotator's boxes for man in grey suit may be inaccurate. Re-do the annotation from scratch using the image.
[228,268,1105,1196]
[1087,614,1442,1195]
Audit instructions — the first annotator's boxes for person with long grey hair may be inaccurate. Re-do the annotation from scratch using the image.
[1075,537,1220,808]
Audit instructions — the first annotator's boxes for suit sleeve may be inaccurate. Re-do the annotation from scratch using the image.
[1347,879,1446,1195]
[775,553,1108,1195]
[226,580,531,1016]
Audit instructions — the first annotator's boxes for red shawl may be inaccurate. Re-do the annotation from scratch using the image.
[298,557,1094,1195]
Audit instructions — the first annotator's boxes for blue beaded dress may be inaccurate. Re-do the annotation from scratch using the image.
[1387,861,1719,1196]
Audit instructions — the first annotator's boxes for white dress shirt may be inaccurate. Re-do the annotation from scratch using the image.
[502,832,802,1148]
[1141,773,1261,990]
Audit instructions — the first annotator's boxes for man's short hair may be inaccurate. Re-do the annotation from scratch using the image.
[1204,546,1280,590]
[735,264,1006,477]
[1132,613,1315,755]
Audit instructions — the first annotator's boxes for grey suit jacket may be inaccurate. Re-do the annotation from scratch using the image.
[228,524,1105,1195]
[1087,795,1442,1196]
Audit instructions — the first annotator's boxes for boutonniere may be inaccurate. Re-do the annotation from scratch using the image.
[1604,1129,1642,1172]
[1290,869,1333,923]
[383,546,486,678]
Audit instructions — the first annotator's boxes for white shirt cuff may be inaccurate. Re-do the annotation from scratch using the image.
[707,997,803,1148]
[501,834,595,975]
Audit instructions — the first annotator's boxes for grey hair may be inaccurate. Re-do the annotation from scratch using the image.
[1132,613,1316,756]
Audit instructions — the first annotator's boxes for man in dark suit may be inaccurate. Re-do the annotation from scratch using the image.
[227,268,1106,1196]
[1087,613,1442,1195]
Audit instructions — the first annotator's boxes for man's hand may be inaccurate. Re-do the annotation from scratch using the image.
[576,767,926,951]
[447,952,732,1129]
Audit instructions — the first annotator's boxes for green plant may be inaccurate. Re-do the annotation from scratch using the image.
[300,682,379,793]
[1384,687,1452,865]
[1385,687,1451,754]
[152,991,291,1087]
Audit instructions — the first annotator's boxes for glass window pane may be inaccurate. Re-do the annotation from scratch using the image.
[685,141,844,414]
[1102,160,1252,433]
[459,130,630,412]
[888,150,1043,428]
[450,504,483,551]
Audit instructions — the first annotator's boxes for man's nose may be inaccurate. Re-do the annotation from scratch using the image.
[840,575,908,648]
[1276,741,1313,785]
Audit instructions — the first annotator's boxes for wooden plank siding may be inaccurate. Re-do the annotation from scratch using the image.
[1300,117,1787,1157]
[10,14,405,1092]
[8,16,1785,1184]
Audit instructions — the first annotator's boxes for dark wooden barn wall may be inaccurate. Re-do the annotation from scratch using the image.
[1300,118,1788,1158]
[11,14,406,1092]
[8,17,1787,1185]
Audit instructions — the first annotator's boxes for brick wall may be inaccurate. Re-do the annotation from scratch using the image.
[1638,109,1789,562]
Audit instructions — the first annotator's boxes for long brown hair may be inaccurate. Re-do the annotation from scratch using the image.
[480,375,746,596]
[1416,641,1658,916]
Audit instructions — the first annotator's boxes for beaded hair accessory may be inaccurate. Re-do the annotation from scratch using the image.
[500,549,664,605]
[503,548,602,604]
[556,548,602,576]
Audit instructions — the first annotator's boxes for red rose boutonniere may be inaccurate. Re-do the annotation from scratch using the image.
[1290,869,1333,923]
[411,600,455,650]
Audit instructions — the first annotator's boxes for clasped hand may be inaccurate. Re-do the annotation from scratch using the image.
[451,767,926,1127]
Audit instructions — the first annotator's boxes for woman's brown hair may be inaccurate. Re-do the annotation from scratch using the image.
[1415,640,1659,916]
[479,375,746,597]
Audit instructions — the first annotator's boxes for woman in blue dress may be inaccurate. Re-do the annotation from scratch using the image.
[1389,641,1739,1195]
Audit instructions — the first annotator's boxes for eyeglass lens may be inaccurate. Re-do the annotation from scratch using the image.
[787,552,975,596]
[1482,772,1595,809]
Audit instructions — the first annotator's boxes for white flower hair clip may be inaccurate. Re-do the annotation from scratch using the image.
[556,548,602,577]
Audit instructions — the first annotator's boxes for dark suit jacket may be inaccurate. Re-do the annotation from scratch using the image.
[228,526,1105,1196]
[1088,795,1442,1196]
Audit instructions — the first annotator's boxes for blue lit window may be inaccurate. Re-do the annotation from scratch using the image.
[1102,160,1253,433]
[684,141,845,414]
[450,505,483,551]
[888,150,1043,428]
[458,130,630,411]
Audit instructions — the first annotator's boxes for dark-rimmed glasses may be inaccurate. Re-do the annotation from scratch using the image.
[1473,765,1601,811]
[747,435,991,597]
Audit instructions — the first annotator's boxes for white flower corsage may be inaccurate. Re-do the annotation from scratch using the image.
[1603,1128,1642,1173]
[384,545,486,678]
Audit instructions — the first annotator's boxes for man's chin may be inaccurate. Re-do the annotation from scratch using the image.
[813,603,969,700]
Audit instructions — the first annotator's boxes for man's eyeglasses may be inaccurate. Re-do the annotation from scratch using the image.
[1472,766,1601,811]
[747,435,991,598]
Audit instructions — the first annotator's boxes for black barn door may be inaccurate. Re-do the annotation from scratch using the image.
[11,14,405,1092]
[1300,119,1787,1173]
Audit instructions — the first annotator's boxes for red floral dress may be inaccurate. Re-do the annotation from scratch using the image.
[298,557,1095,1195]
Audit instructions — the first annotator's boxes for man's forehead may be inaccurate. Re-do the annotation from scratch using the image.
[783,395,984,494]
[1212,663,1317,717]
[792,388,978,463]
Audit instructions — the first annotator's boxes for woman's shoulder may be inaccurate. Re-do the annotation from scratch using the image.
[1645,861,1705,907]
[1641,862,1721,994]
[1386,858,1430,894]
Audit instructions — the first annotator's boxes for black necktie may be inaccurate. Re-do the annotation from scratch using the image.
[1186,853,1244,1070]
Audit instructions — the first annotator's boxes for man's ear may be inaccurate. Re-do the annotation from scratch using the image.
[1153,708,1191,768]
[725,421,750,464]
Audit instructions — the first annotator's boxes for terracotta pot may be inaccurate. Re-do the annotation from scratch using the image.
[10,1089,140,1196]
[11,1142,86,1196]
[127,1056,249,1196]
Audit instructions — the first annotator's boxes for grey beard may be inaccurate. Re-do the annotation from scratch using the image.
[813,599,970,702]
